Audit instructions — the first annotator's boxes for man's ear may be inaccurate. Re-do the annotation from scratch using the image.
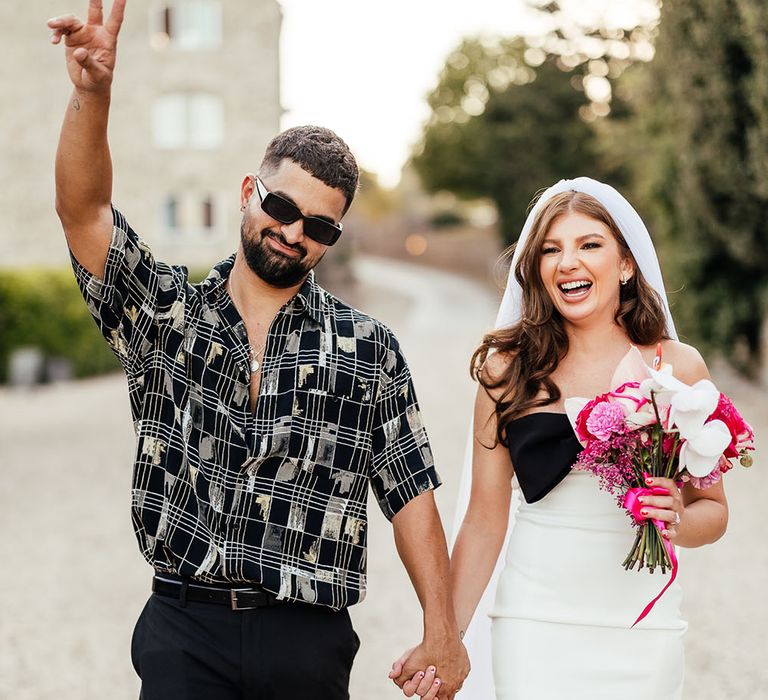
[240,173,257,210]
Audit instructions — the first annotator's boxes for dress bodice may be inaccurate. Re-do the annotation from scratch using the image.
[506,412,582,503]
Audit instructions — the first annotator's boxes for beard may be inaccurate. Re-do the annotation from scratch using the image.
[240,217,321,288]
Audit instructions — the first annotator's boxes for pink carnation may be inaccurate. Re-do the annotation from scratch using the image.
[585,401,627,441]
[575,393,610,443]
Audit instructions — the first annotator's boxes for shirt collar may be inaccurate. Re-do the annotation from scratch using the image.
[294,271,326,325]
[201,255,325,325]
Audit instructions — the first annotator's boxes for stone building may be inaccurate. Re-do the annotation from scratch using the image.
[0,0,282,269]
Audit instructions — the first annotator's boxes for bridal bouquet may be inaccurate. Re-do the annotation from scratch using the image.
[565,345,754,623]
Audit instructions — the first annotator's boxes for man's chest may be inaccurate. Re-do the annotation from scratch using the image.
[143,310,382,442]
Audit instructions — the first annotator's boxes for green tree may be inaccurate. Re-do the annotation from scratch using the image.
[412,38,597,245]
[614,0,768,373]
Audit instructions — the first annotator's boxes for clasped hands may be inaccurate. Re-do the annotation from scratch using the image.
[388,638,470,700]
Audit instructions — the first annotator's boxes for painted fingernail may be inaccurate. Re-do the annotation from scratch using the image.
[428,666,436,673]
[435,680,441,686]
[641,509,648,516]
[418,672,425,678]
[646,477,653,483]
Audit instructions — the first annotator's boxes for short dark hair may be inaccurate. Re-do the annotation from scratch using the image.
[260,126,359,215]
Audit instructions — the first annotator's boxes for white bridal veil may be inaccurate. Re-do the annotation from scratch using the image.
[452,177,678,698]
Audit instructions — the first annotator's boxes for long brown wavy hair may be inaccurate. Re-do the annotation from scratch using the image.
[472,190,670,446]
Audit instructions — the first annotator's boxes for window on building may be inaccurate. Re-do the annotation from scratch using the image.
[152,93,225,149]
[164,195,179,230]
[160,193,222,237]
[150,0,222,50]
[202,196,215,231]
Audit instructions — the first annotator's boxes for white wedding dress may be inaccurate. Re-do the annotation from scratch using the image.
[489,412,686,700]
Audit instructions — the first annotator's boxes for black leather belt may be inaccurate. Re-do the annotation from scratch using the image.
[152,575,283,611]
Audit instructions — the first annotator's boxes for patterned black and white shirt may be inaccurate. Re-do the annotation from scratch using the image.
[71,208,440,610]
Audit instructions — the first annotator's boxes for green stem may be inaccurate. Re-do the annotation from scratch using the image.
[665,434,679,480]
[637,525,647,570]
[623,528,642,569]
[650,390,662,426]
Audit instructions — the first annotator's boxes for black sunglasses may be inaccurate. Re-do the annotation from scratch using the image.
[254,177,343,246]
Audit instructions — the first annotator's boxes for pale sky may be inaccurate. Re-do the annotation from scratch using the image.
[278,0,656,187]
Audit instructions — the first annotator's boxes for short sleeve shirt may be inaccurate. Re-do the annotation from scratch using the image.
[70,208,441,609]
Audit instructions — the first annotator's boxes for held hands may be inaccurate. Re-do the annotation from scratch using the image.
[48,0,126,93]
[388,638,470,700]
[639,475,685,541]
[389,649,441,700]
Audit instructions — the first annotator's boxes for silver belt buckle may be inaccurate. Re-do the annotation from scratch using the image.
[230,588,258,611]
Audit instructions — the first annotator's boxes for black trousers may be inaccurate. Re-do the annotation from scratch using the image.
[131,591,360,699]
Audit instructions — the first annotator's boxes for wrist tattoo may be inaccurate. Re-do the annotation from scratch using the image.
[72,97,81,112]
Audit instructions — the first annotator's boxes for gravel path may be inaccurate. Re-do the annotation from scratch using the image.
[0,255,764,699]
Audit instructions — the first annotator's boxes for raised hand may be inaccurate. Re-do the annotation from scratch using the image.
[48,0,126,93]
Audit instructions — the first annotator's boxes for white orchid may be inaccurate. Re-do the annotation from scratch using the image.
[640,365,688,406]
[678,419,732,476]
[657,378,728,476]
[668,379,721,439]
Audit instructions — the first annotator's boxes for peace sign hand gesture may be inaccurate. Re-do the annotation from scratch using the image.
[48,0,127,93]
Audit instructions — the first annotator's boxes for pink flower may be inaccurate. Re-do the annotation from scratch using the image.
[687,456,729,490]
[609,381,647,413]
[586,401,627,441]
[685,454,737,490]
[575,393,611,443]
[713,454,733,474]
[707,394,755,458]
[662,434,679,456]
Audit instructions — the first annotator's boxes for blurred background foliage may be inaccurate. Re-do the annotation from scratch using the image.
[411,37,597,247]
[411,0,768,376]
[0,270,118,383]
[0,267,212,384]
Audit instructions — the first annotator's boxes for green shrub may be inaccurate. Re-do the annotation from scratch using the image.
[429,210,466,229]
[0,269,118,383]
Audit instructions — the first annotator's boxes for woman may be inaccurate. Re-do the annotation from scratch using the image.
[395,178,728,699]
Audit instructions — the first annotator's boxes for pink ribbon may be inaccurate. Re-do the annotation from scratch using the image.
[622,485,679,627]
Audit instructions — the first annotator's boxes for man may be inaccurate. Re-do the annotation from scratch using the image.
[48,1,468,698]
